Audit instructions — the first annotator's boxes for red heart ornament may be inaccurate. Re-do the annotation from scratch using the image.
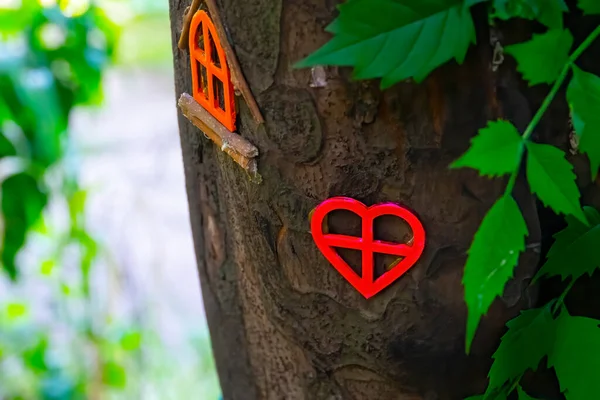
[311,197,426,299]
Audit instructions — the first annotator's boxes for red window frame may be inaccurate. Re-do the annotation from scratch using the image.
[189,10,236,132]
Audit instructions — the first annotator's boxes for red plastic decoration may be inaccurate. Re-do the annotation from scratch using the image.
[189,10,237,132]
[311,197,426,299]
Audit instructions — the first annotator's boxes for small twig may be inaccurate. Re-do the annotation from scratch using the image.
[178,93,259,173]
[178,0,202,51]
[204,0,265,124]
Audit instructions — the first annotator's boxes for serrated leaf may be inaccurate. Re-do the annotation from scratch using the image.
[550,311,600,400]
[493,0,568,29]
[535,206,600,281]
[566,66,600,180]
[493,0,537,20]
[505,29,572,86]
[537,0,568,28]
[525,141,586,222]
[487,306,600,400]
[578,0,600,15]
[546,206,599,260]
[463,195,528,352]
[452,120,523,176]
[296,0,477,87]
[487,306,555,393]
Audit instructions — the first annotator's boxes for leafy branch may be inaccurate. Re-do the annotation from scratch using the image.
[454,11,600,399]
[456,21,600,353]
[298,0,600,398]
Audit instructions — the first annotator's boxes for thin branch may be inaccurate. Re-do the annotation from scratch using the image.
[177,0,202,50]
[204,0,265,124]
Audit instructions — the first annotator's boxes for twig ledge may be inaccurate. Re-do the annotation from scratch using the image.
[178,93,260,178]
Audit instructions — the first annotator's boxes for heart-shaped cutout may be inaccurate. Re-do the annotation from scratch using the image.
[311,197,426,299]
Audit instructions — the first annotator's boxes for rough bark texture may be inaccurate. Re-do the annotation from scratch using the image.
[167,1,599,399]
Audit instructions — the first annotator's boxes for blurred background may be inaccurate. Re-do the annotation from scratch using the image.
[0,0,220,398]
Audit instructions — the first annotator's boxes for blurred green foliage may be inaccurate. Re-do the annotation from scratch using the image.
[114,0,172,66]
[0,1,221,399]
[0,1,142,398]
[0,0,118,279]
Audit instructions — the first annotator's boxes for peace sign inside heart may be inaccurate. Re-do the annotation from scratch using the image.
[311,197,426,299]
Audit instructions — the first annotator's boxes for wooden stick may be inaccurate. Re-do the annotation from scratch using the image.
[204,0,265,125]
[178,93,259,173]
[178,0,202,50]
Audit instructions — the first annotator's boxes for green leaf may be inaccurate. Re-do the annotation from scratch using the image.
[546,207,600,260]
[451,120,523,176]
[487,306,555,393]
[525,141,585,223]
[550,311,600,400]
[566,66,600,180]
[40,259,55,276]
[14,67,65,166]
[1,173,48,279]
[463,195,528,352]
[120,331,142,352]
[535,206,600,281]
[0,92,10,119]
[505,29,572,86]
[0,92,17,158]
[23,338,49,373]
[0,133,17,158]
[5,302,28,320]
[487,306,600,400]
[0,0,41,37]
[578,0,600,15]
[493,0,568,28]
[537,0,568,28]
[102,361,127,389]
[295,0,477,87]
[518,386,540,400]
[465,0,490,6]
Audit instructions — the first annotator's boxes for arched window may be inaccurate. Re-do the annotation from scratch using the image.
[189,10,236,132]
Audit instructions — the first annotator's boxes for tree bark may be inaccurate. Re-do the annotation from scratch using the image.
[168,2,544,399]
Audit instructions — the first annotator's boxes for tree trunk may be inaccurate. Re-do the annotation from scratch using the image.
[168,2,544,399]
